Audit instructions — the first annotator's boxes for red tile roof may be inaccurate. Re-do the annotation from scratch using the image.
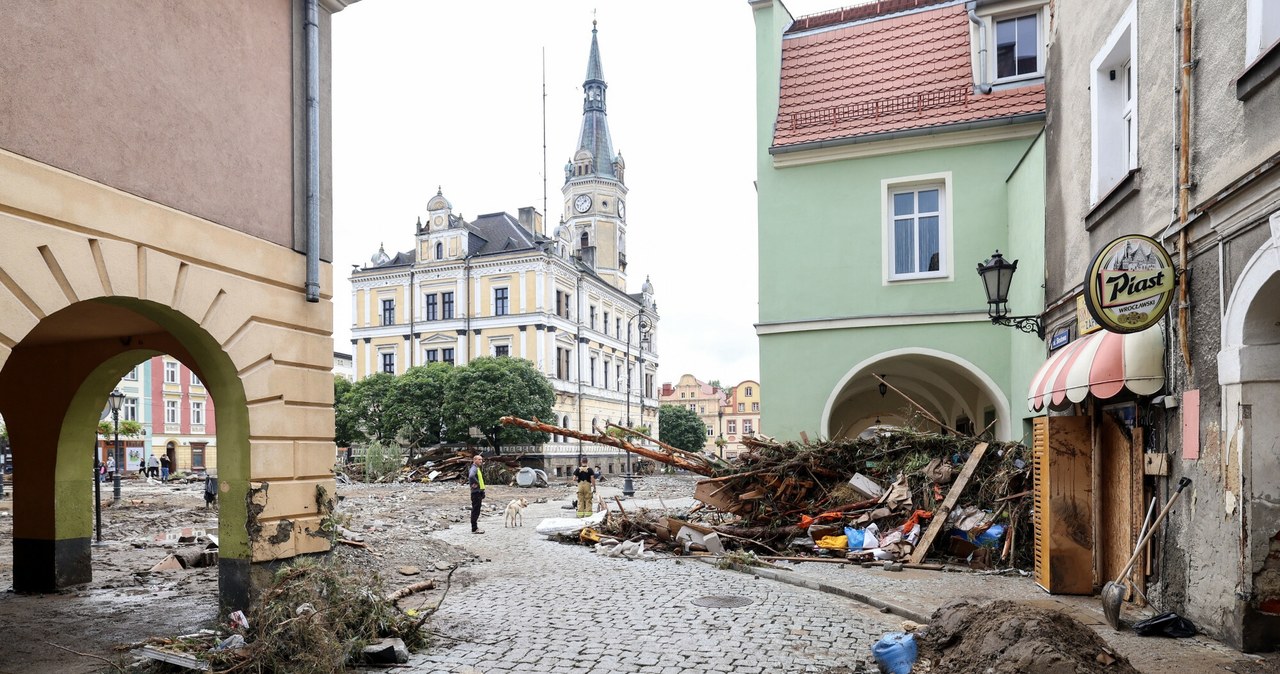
[773,2,1046,150]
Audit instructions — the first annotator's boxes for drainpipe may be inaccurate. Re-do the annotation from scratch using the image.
[575,274,584,462]
[408,268,415,368]
[968,5,993,95]
[304,0,321,303]
[464,255,473,362]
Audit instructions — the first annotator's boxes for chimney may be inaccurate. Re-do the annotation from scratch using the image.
[518,207,544,236]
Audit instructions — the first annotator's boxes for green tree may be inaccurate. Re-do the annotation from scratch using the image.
[339,373,400,445]
[388,363,452,449]
[333,376,358,448]
[441,357,554,455]
[658,404,706,453]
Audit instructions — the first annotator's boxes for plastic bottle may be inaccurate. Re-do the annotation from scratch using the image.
[871,632,917,674]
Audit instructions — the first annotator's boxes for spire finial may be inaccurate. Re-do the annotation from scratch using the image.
[593,9,597,31]
[436,185,442,196]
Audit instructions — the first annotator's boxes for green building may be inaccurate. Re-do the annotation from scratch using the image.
[751,0,1048,443]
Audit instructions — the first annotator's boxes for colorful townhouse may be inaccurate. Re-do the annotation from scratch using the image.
[751,0,1048,444]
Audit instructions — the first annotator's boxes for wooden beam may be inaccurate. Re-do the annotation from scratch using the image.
[910,442,988,564]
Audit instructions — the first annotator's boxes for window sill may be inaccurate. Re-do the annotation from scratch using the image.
[1237,41,1280,101]
[1086,169,1140,232]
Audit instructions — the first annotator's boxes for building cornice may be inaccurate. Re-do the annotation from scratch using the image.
[756,310,990,335]
[769,117,1044,168]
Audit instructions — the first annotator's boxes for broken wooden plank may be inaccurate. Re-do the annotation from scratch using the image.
[910,442,989,564]
[385,579,436,604]
[137,646,211,671]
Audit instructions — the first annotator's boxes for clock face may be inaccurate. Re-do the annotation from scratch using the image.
[574,194,592,213]
[618,201,626,220]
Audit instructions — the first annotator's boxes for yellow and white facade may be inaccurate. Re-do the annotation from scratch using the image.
[349,24,660,475]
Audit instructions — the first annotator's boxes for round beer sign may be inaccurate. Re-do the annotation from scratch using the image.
[1083,234,1176,333]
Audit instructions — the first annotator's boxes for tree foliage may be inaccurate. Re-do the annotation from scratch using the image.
[659,404,707,453]
[338,373,400,445]
[441,357,554,454]
[388,364,452,449]
[333,376,357,448]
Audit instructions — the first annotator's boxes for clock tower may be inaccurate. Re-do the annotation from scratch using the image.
[563,21,628,291]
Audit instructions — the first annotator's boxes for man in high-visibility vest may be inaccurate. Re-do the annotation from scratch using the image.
[468,454,486,534]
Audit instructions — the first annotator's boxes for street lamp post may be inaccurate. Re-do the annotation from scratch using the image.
[108,388,125,503]
[976,250,1044,338]
[623,309,652,498]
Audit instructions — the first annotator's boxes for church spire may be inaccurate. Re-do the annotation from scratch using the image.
[571,20,617,181]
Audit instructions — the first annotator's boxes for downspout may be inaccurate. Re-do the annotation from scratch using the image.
[304,0,321,303]
[1176,0,1194,374]
[408,268,415,369]
[968,5,993,95]
[464,255,472,362]
[575,273,584,462]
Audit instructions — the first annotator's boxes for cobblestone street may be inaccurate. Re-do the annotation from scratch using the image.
[399,493,897,674]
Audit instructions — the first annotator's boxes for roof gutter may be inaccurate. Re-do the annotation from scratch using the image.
[769,112,1045,156]
[968,4,993,94]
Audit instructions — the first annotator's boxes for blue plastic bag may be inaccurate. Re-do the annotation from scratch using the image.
[872,632,917,674]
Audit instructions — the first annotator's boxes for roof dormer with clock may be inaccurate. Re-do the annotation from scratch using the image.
[563,21,629,292]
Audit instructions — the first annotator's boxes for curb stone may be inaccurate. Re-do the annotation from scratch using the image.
[701,558,932,625]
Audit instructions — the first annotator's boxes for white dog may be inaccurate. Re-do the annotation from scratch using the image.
[504,498,529,528]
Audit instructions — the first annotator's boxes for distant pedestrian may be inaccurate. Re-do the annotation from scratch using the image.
[594,465,603,481]
[105,455,116,481]
[160,454,171,482]
[147,454,160,478]
[468,454,486,534]
[574,457,596,518]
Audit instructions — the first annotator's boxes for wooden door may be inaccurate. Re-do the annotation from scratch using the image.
[1098,412,1142,590]
[1033,415,1094,594]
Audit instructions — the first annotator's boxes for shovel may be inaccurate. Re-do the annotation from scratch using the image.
[1102,477,1191,630]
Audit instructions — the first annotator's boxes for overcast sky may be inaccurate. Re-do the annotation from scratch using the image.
[331,0,840,387]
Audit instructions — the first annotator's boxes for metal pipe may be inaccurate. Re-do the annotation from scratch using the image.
[968,6,993,95]
[304,0,321,303]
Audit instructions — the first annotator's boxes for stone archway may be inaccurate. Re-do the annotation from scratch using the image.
[822,348,1013,441]
[1218,212,1280,651]
[0,156,338,610]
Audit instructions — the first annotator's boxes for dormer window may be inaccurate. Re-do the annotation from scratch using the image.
[435,242,443,260]
[580,232,590,248]
[977,3,1047,85]
[994,14,1040,79]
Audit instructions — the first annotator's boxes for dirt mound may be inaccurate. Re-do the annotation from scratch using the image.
[917,599,1139,674]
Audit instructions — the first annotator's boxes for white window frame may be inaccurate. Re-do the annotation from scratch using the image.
[123,396,138,422]
[1247,0,1280,64]
[379,349,396,374]
[986,3,1048,84]
[1090,2,1138,204]
[164,399,179,425]
[191,400,205,426]
[164,361,179,384]
[190,372,202,388]
[881,172,953,284]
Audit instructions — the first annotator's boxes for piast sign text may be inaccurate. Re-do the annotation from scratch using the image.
[1083,234,1176,333]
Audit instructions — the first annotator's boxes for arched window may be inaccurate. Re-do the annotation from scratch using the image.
[580,232,589,248]
[435,242,443,259]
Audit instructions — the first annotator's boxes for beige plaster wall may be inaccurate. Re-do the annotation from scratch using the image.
[0,0,296,249]
[0,147,336,564]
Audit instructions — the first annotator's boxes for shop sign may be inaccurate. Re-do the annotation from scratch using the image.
[1075,296,1100,335]
[1049,327,1071,351]
[1083,234,1176,333]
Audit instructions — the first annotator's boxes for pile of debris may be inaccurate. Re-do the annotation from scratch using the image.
[339,446,527,485]
[914,599,1139,673]
[502,416,1033,568]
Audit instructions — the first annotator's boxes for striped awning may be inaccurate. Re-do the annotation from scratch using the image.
[1027,324,1165,412]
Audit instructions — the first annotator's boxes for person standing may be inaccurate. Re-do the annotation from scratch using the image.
[160,454,171,482]
[105,455,115,482]
[147,453,160,478]
[574,457,596,518]
[468,454,486,534]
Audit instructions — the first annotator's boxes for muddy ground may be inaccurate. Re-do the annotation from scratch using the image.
[0,472,690,673]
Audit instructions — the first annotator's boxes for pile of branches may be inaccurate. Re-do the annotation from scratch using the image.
[204,555,431,673]
[399,445,524,483]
